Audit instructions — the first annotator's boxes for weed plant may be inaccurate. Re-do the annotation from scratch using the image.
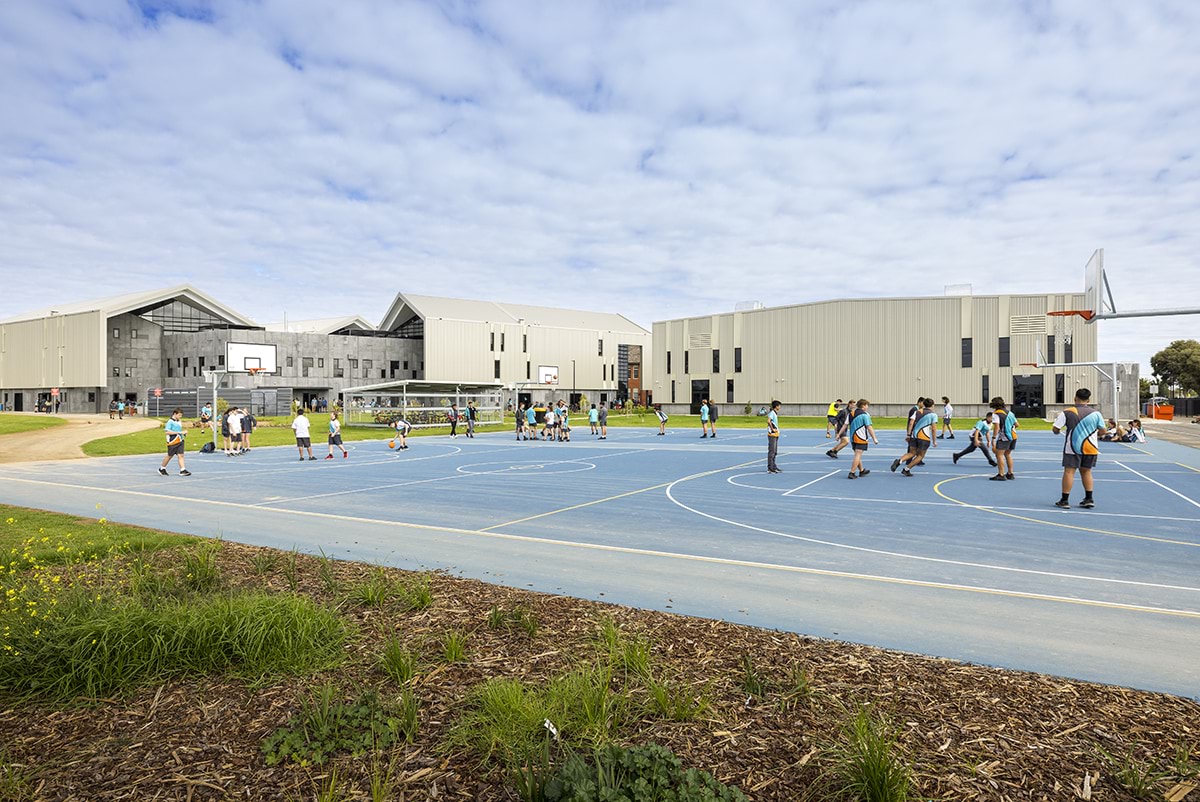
[544,743,748,801]
[740,654,767,699]
[1098,747,1165,799]
[283,549,300,592]
[182,542,222,593]
[486,604,538,637]
[263,685,407,766]
[645,674,709,722]
[378,637,417,684]
[779,662,813,711]
[398,574,433,610]
[350,568,396,608]
[1172,741,1199,779]
[0,750,31,802]
[832,707,911,802]
[594,617,651,679]
[250,551,277,575]
[316,549,339,594]
[441,630,467,663]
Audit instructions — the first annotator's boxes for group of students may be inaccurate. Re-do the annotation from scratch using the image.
[1100,417,1146,443]
[514,400,583,442]
[446,402,479,438]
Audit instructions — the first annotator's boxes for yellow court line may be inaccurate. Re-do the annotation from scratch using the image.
[1178,462,1200,474]
[2,475,1199,619]
[479,456,767,532]
[932,475,1200,548]
[1122,444,1155,456]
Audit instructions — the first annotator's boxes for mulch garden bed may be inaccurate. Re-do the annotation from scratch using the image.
[2,540,1197,801]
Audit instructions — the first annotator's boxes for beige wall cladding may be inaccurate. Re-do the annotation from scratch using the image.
[0,310,107,388]
[652,293,1094,406]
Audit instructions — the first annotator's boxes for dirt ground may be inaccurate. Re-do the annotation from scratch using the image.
[0,413,159,464]
[1142,419,1200,450]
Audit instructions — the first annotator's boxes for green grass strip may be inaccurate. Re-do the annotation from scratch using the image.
[0,416,67,436]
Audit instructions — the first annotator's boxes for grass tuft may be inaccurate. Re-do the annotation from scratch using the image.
[832,706,911,802]
[182,541,222,593]
[740,653,767,699]
[378,637,417,684]
[250,551,277,575]
[398,574,433,611]
[441,630,467,663]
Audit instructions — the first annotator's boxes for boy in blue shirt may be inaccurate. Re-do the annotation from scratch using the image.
[989,397,1019,481]
[847,399,879,479]
[589,403,599,435]
[700,399,711,438]
[952,413,998,467]
[1053,388,1107,508]
[158,408,191,476]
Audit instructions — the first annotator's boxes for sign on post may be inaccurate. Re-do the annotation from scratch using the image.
[50,388,59,397]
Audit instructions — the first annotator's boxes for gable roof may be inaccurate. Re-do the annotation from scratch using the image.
[265,316,375,335]
[379,293,648,335]
[1,284,258,327]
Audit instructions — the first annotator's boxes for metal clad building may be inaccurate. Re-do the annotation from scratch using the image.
[653,292,1127,419]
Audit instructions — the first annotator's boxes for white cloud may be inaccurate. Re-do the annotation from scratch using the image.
[1,0,1198,370]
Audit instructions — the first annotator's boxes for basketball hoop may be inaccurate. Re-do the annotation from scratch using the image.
[1019,362,1038,379]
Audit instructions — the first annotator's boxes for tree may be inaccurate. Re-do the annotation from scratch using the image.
[1150,339,1200,396]
[1139,378,1153,402]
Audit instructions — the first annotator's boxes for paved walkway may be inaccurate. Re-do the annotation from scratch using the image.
[0,414,160,464]
[1142,419,1200,451]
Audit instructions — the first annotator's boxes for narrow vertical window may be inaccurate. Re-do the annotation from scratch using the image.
[734,347,742,373]
[961,338,972,368]
[998,337,1010,368]
[1064,340,1073,363]
[494,359,501,379]
[1055,373,1065,404]
[713,349,720,372]
[684,352,689,374]
[981,375,990,404]
[1046,335,1055,365]
[666,351,672,373]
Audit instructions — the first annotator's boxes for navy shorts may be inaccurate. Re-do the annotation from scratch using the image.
[1062,453,1097,470]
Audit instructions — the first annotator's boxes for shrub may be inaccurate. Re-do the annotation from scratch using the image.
[544,743,748,801]
[262,685,410,766]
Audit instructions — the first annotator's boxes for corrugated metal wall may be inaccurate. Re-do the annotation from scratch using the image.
[0,311,106,388]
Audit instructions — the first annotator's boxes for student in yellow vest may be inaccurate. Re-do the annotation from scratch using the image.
[825,399,842,438]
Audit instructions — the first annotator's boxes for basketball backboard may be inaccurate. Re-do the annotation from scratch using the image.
[537,365,559,385]
[226,342,278,374]
[1084,248,1104,322]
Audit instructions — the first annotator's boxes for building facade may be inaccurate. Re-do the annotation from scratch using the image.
[653,292,1134,420]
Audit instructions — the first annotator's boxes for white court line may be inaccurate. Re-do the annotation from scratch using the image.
[783,470,840,495]
[1,473,1198,620]
[1115,461,1200,510]
[662,471,1200,593]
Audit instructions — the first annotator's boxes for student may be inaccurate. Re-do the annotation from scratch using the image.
[1099,418,1120,442]
[326,411,348,459]
[989,397,1019,481]
[292,408,316,461]
[846,399,879,479]
[825,399,842,438]
[241,408,257,451]
[466,401,477,438]
[766,400,782,473]
[892,398,937,476]
[109,399,118,420]
[1122,419,1146,443]
[199,402,212,426]
[392,414,413,450]
[220,408,232,453]
[515,403,527,441]
[700,398,711,438]
[561,403,572,442]
[448,404,459,438]
[825,396,854,459]
[589,403,599,435]
[708,402,718,438]
[598,401,608,440]
[654,404,669,435]
[226,407,244,456]
[525,403,538,441]
[157,408,191,476]
[939,397,955,439]
[117,399,126,419]
[1053,388,1106,508]
[953,413,998,467]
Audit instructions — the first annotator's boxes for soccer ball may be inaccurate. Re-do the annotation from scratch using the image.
[387,440,396,449]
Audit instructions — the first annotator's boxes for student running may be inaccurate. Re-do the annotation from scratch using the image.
[952,413,997,467]
[846,399,879,479]
[892,398,937,476]
[1053,388,1107,508]
[326,411,349,459]
[292,408,316,461]
[825,399,842,438]
[157,408,191,476]
[989,397,1019,480]
[825,396,854,459]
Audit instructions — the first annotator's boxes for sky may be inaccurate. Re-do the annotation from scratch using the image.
[1,0,1198,371]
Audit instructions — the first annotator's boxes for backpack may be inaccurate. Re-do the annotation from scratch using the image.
[199,441,216,454]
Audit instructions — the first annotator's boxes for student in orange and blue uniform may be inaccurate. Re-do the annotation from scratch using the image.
[892,398,938,476]
[1053,388,1107,508]
[989,397,1019,481]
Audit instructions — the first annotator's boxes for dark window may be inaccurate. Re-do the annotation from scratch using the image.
[961,338,972,368]
[403,360,409,370]
[412,370,418,378]
[982,375,990,404]
[666,351,672,373]
[380,369,386,379]
[684,352,689,374]
[199,356,205,368]
[114,366,122,377]
[286,356,294,368]
[523,334,527,352]
[1055,373,1065,404]
[526,361,531,380]
[318,358,324,368]
[490,332,495,352]
[183,357,189,368]
[88,392,96,402]
[998,337,1010,368]
[603,364,607,380]
[130,329,138,339]
[363,359,372,371]
[494,359,501,379]
[1046,335,1055,365]
[598,339,604,357]
[1064,340,1073,363]
[218,354,225,366]
[726,379,734,404]
[734,347,742,373]
[500,332,505,352]
[112,328,120,339]
[302,357,314,368]
[713,349,720,372]
[671,381,676,403]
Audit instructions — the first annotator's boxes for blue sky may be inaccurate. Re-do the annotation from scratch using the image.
[1,0,1198,369]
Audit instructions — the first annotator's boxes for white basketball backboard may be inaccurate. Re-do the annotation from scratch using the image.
[1084,248,1104,322]
[537,365,559,385]
[226,342,278,374]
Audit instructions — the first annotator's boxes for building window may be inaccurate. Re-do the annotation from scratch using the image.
[734,347,742,373]
[334,358,344,378]
[982,375,990,404]
[1046,335,1055,365]
[494,359,501,379]
[631,365,640,379]
[666,351,671,374]
[199,356,205,367]
[363,359,372,371]
[88,392,96,403]
[412,370,418,379]
[526,361,531,380]
[998,337,1010,368]
[318,358,324,368]
[490,332,495,352]
[603,364,607,381]
[286,356,294,368]
[500,332,505,352]
[218,354,225,366]
[684,352,689,374]
[671,381,676,403]
[380,369,386,379]
[302,357,313,369]
[598,339,604,357]
[961,338,972,368]
[726,379,734,404]
[1055,373,1065,404]
[112,328,120,339]
[350,359,359,369]
[713,349,720,373]
[114,366,121,377]
[403,360,409,370]
[523,334,527,352]
[1064,340,1073,363]
[130,329,138,339]
[183,357,189,368]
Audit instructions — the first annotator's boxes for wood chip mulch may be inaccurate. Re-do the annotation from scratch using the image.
[2,540,1197,801]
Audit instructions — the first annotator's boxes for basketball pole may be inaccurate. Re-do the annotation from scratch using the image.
[1034,341,1119,421]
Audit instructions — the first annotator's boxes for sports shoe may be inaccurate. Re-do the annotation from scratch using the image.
[859,469,870,476]
[309,456,317,460]
[988,461,998,467]
[1054,499,1070,508]
[1079,498,1095,509]
[343,451,348,458]
[890,458,901,472]
[710,433,715,438]
[952,453,960,464]
[158,467,168,476]
[948,435,955,439]
[701,434,707,438]
[937,434,944,439]
[989,474,1006,481]
[847,472,857,479]
[179,470,191,476]
[325,454,334,460]
[901,469,913,477]
[1005,473,1014,480]
[825,449,837,459]
[299,457,306,462]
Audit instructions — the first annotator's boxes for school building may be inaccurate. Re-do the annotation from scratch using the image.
[0,285,651,414]
[652,292,1138,420]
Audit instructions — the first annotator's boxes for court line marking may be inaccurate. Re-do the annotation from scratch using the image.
[1115,461,1200,510]
[2,474,1198,620]
[783,470,840,496]
[931,476,1200,549]
[663,472,1200,591]
[1179,463,1200,474]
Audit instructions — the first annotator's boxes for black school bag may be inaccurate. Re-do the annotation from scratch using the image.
[199,441,216,454]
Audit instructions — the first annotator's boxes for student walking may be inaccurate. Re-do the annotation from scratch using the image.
[846,399,879,479]
[892,398,937,476]
[700,399,711,438]
[598,402,608,440]
[326,411,348,459]
[292,409,316,460]
[466,401,477,438]
[708,402,718,438]
[939,397,955,439]
[953,413,997,467]
[448,404,459,438]
[766,400,782,473]
[825,397,854,459]
[589,404,599,435]
[157,408,191,476]
[1053,388,1106,508]
[654,405,669,435]
[989,397,1019,481]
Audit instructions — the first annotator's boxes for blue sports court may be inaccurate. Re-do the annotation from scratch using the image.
[1,426,1197,698]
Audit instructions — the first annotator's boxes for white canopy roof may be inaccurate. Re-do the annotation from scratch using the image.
[2,284,258,327]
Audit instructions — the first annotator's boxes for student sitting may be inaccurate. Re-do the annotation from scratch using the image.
[1121,419,1146,443]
